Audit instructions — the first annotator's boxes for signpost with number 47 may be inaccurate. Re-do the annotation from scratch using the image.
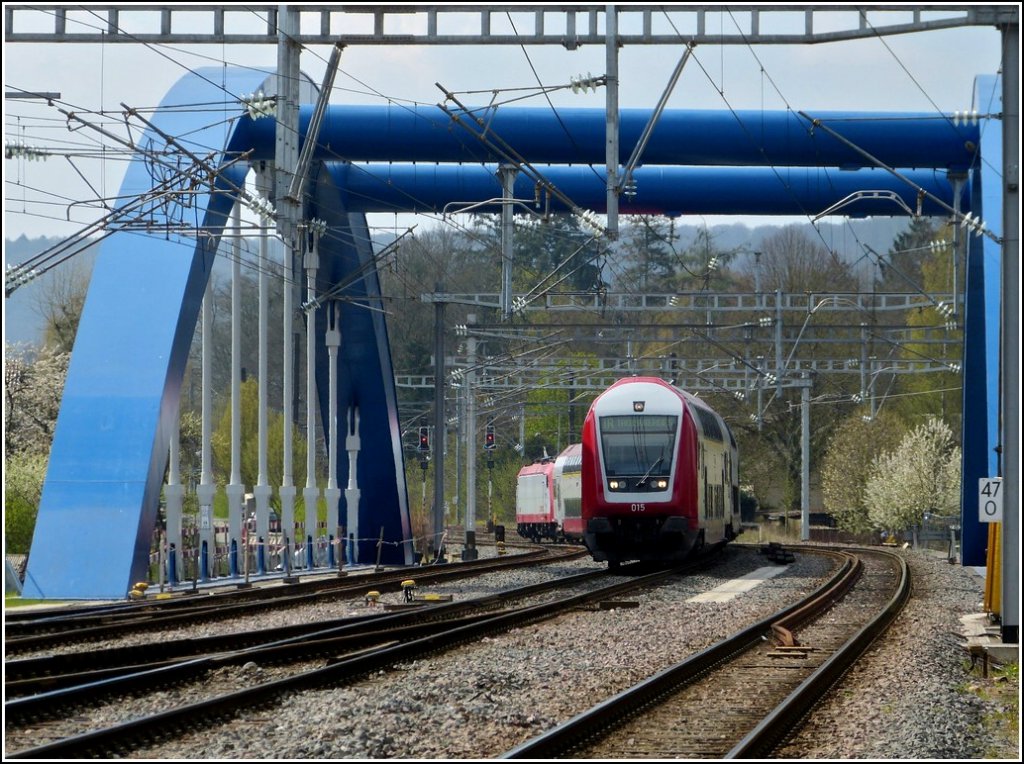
[978,477,1003,523]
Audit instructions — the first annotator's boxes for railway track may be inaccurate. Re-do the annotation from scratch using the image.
[4,544,580,654]
[5,549,729,758]
[501,547,909,759]
[5,565,610,708]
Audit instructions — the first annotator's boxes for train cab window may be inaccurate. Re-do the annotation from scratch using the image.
[599,415,676,484]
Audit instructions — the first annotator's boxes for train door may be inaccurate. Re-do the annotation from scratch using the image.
[702,442,724,544]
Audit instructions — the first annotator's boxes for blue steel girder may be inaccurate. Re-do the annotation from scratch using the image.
[959,74,1004,566]
[243,105,981,171]
[328,163,967,218]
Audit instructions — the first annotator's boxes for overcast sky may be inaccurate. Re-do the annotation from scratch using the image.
[2,4,1007,243]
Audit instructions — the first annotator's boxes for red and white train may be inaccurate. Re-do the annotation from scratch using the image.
[581,377,740,568]
[515,443,584,543]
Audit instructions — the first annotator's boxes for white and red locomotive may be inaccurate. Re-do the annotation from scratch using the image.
[515,443,584,543]
[581,377,740,567]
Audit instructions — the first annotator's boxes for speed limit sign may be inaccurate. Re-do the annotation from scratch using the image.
[978,478,1003,523]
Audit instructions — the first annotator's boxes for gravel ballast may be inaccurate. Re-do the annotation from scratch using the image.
[5,544,1017,760]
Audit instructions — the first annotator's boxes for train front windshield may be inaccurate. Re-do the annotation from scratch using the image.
[599,415,677,479]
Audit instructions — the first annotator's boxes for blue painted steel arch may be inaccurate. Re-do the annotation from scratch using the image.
[23,68,275,599]
[25,66,999,597]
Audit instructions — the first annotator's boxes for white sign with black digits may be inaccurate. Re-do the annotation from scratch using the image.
[978,477,1003,523]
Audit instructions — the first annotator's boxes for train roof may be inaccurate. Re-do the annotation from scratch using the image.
[517,460,555,478]
[591,376,734,444]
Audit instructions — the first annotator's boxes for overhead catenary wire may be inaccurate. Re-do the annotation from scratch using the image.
[5,9,970,430]
[695,8,950,303]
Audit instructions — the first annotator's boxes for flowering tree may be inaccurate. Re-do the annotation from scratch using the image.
[864,417,961,537]
[821,410,904,533]
[4,343,70,553]
[5,453,49,553]
[4,344,69,455]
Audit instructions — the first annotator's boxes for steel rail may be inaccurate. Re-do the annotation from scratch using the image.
[501,547,909,759]
[3,544,557,625]
[726,550,911,758]
[5,564,607,697]
[5,554,723,759]
[4,547,580,650]
[500,547,858,758]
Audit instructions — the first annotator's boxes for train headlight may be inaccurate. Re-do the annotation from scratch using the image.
[654,479,668,489]
[609,480,622,490]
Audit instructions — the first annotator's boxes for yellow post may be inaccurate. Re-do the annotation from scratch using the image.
[983,522,1002,616]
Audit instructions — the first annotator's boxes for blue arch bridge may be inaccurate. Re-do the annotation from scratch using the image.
[22,68,1005,599]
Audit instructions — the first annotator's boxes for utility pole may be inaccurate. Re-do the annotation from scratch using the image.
[498,164,518,320]
[433,285,446,561]
[464,314,479,560]
[801,375,811,542]
[605,3,619,240]
[1000,18,1019,644]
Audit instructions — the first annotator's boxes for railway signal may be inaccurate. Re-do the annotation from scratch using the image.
[418,426,430,471]
[484,424,495,450]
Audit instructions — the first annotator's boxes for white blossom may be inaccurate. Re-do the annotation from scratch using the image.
[864,417,961,533]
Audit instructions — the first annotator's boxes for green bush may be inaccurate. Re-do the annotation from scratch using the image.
[4,453,48,553]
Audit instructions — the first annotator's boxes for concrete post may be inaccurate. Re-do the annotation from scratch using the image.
[1000,25,1019,644]
[253,208,273,570]
[225,201,246,575]
[164,420,184,586]
[498,164,518,320]
[279,228,297,573]
[464,314,478,560]
[303,230,321,567]
[324,302,343,562]
[345,407,362,567]
[801,376,811,542]
[432,288,445,558]
[604,4,619,239]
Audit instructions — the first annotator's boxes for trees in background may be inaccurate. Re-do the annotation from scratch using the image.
[4,452,49,554]
[874,215,939,294]
[34,259,90,354]
[755,224,856,294]
[820,410,905,534]
[818,218,964,535]
[863,417,962,539]
[884,223,963,428]
[822,409,962,539]
[210,377,311,513]
[730,225,861,514]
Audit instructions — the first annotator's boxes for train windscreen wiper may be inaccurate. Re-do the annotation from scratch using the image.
[635,456,664,488]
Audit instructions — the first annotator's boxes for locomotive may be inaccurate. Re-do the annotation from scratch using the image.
[580,377,740,567]
[515,443,584,543]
